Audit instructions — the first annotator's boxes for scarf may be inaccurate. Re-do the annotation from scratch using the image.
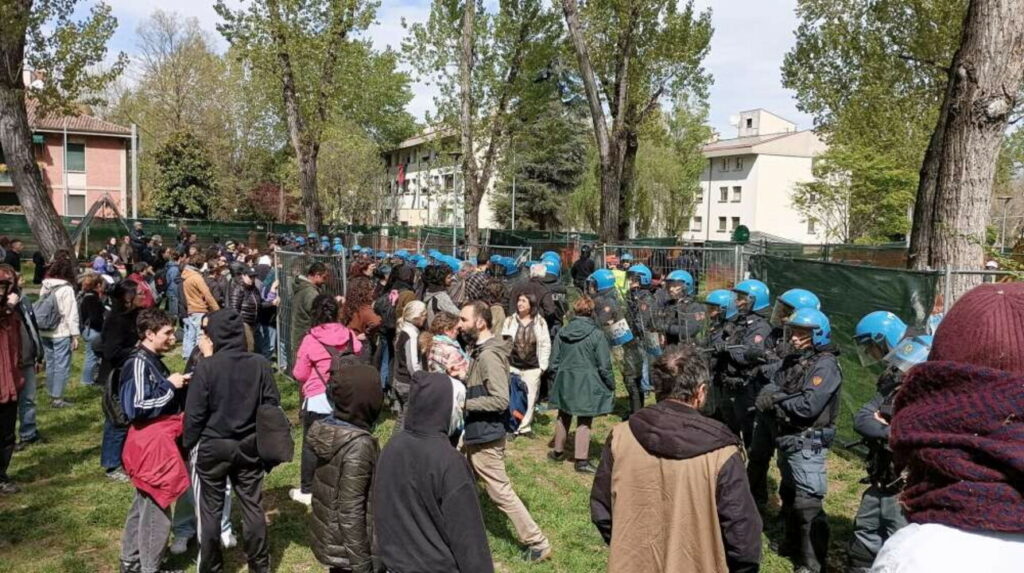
[892,360,1024,533]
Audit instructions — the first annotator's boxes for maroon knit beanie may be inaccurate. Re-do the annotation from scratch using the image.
[930,282,1024,376]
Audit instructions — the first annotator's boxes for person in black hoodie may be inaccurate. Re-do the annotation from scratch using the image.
[309,364,384,573]
[183,309,280,573]
[99,280,143,482]
[373,371,493,573]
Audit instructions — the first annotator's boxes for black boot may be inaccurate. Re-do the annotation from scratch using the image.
[574,460,597,474]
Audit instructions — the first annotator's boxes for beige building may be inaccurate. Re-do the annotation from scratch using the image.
[685,109,828,244]
[381,128,498,228]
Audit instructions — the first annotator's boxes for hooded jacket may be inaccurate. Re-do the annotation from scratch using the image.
[309,364,383,573]
[182,266,219,314]
[373,372,493,573]
[293,323,364,400]
[183,309,281,453]
[591,400,762,573]
[549,316,614,417]
[463,335,513,445]
[290,275,321,357]
[38,278,79,338]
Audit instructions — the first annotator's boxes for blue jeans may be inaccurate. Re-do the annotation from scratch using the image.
[17,366,37,441]
[255,323,275,360]
[379,341,391,389]
[182,313,204,360]
[41,336,72,400]
[81,328,101,385]
[172,482,233,540]
[101,418,128,470]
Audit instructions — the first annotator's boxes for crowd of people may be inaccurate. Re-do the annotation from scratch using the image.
[0,226,1023,573]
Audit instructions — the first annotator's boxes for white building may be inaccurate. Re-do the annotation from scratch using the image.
[381,128,498,229]
[684,109,828,244]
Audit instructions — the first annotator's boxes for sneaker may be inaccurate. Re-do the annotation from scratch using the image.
[221,530,237,549]
[14,434,42,452]
[51,399,74,409]
[522,544,553,563]
[119,560,141,573]
[574,461,598,475]
[0,481,20,494]
[168,536,190,555]
[106,468,130,483]
[547,450,565,463]
[289,488,312,506]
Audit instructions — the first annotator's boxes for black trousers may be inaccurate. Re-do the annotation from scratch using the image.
[301,410,329,493]
[0,400,17,482]
[192,442,269,573]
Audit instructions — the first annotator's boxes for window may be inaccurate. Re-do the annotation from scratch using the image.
[66,142,85,172]
[719,186,728,203]
[807,218,817,234]
[718,217,727,232]
[732,186,742,202]
[0,146,8,184]
[719,158,728,172]
[731,217,740,231]
[692,216,702,232]
[734,157,744,171]
[67,194,86,217]
[745,118,753,128]
[695,188,703,203]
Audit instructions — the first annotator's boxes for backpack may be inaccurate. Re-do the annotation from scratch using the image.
[33,284,69,331]
[504,372,530,433]
[153,268,169,294]
[102,367,130,428]
[315,336,368,383]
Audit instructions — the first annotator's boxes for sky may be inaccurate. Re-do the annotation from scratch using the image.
[98,0,813,137]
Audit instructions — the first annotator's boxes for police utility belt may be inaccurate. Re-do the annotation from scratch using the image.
[776,426,836,452]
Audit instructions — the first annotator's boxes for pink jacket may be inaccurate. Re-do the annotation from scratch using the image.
[292,323,363,399]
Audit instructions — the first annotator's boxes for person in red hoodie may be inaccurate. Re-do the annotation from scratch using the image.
[119,309,190,573]
[127,262,157,309]
[290,294,363,506]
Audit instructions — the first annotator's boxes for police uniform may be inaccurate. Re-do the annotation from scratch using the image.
[847,366,907,572]
[768,346,842,573]
[622,286,656,416]
[716,309,772,447]
[653,289,705,346]
[745,324,790,507]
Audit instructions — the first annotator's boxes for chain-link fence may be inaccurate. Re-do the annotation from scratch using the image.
[274,250,348,372]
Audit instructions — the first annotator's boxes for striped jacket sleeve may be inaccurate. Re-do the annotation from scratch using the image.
[120,353,177,421]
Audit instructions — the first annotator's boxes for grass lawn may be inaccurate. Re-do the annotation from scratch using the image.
[0,342,872,573]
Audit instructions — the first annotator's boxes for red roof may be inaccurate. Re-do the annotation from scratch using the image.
[26,99,131,136]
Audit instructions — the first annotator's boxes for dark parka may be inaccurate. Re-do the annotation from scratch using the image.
[308,420,379,573]
[549,316,615,416]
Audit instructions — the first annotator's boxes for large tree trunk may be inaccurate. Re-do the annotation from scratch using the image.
[913,0,1024,298]
[0,5,73,260]
[562,0,621,243]
[459,0,480,256]
[908,73,956,270]
[618,131,639,239]
[296,145,323,233]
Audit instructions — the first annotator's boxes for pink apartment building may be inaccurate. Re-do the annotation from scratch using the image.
[0,99,132,217]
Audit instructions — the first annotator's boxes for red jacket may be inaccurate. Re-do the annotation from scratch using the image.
[122,413,189,509]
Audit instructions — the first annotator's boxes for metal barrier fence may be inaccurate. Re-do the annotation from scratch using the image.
[468,244,533,264]
[598,244,755,293]
[274,250,348,372]
[940,269,1022,309]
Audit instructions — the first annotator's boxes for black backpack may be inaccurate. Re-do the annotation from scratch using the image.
[315,336,369,383]
[102,367,130,428]
[373,291,399,332]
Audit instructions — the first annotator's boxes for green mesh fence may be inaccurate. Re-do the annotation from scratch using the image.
[748,255,941,444]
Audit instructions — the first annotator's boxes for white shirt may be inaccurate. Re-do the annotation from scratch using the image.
[872,523,1024,573]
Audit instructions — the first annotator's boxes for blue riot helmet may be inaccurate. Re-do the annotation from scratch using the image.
[627,263,653,287]
[854,311,908,367]
[416,258,429,270]
[542,258,561,278]
[540,251,561,265]
[733,279,770,312]
[295,236,306,246]
[665,270,695,297]
[332,236,342,244]
[394,249,409,261]
[374,250,386,259]
[587,269,616,294]
[619,252,634,269]
[501,257,520,276]
[308,232,317,239]
[771,288,822,327]
[885,334,933,373]
[332,244,344,254]
[705,289,738,320]
[787,308,832,348]
[488,254,502,265]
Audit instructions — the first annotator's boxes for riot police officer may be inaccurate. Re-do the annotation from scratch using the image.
[713,279,772,447]
[586,269,633,347]
[846,311,929,573]
[747,288,823,507]
[539,257,568,340]
[654,270,705,346]
[704,289,739,420]
[622,263,655,417]
[756,308,842,573]
[570,245,595,291]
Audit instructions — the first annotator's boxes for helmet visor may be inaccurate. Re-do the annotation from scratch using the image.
[855,336,889,367]
[735,291,752,311]
[884,336,931,373]
[770,300,795,327]
[783,324,814,351]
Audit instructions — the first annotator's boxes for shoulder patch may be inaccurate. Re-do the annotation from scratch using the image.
[812,375,823,386]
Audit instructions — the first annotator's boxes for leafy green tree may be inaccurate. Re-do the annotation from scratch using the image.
[216,0,415,232]
[0,0,126,257]
[318,121,387,226]
[560,0,712,241]
[150,130,218,218]
[404,0,561,253]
